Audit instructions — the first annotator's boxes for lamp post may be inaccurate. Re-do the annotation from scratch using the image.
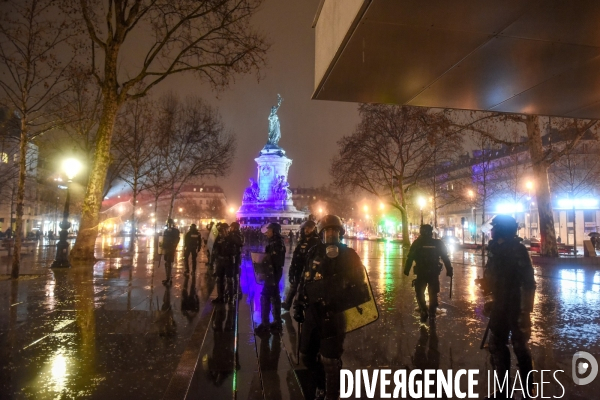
[418,197,426,225]
[51,158,81,268]
[468,190,475,243]
[526,181,534,239]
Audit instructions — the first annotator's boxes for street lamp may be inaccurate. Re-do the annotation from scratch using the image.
[526,181,534,238]
[418,197,426,225]
[51,158,81,268]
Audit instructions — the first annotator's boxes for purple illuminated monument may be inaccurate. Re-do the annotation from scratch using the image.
[236,94,307,230]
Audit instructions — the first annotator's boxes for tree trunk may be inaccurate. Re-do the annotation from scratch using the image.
[525,116,558,257]
[400,200,410,250]
[130,186,137,254]
[11,123,28,279]
[70,92,120,260]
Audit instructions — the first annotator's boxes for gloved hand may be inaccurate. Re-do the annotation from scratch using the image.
[293,303,305,323]
[518,312,532,340]
[446,267,454,277]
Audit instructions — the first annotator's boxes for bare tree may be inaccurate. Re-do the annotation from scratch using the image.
[66,0,269,260]
[0,0,75,277]
[156,95,235,219]
[415,127,464,228]
[331,104,452,249]
[469,134,506,264]
[453,113,598,257]
[549,134,600,198]
[113,97,158,251]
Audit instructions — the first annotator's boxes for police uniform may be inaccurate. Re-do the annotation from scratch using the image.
[212,228,236,303]
[183,226,202,272]
[283,229,321,310]
[228,225,245,298]
[256,228,286,331]
[484,236,536,397]
[403,226,453,322]
[162,224,181,285]
[294,215,368,400]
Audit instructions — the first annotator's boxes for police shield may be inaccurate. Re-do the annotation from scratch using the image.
[251,252,273,284]
[304,263,379,334]
[206,224,219,254]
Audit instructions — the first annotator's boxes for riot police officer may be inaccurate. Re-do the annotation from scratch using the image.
[212,223,235,303]
[228,221,245,299]
[481,215,536,399]
[293,215,366,400]
[254,222,286,335]
[403,224,453,324]
[183,223,202,274]
[282,220,321,311]
[162,219,181,286]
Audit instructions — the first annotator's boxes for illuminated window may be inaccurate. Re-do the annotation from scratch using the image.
[0,153,7,163]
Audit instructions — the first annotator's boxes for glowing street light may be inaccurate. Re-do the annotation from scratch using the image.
[379,202,385,210]
[229,206,235,214]
[363,205,369,213]
[51,158,82,268]
[418,197,426,225]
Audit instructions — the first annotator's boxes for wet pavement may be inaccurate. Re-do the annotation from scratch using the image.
[1,237,599,399]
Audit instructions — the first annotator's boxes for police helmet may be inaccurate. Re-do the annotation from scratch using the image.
[490,214,518,237]
[219,223,229,231]
[303,220,316,230]
[317,214,345,236]
[230,221,240,230]
[190,223,197,229]
[166,218,174,226]
[420,224,434,236]
[266,222,281,234]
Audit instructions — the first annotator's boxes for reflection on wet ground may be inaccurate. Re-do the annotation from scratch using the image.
[0,237,213,400]
[1,237,599,399]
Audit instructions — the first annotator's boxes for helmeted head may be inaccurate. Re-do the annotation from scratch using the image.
[219,223,230,234]
[420,224,434,238]
[303,220,317,237]
[166,218,175,228]
[265,222,281,238]
[190,223,197,230]
[230,221,240,231]
[490,214,518,240]
[317,214,345,244]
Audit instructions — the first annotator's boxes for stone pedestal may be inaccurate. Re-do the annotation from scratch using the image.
[237,144,306,231]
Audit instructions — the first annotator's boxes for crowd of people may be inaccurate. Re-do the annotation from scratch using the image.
[157,213,536,400]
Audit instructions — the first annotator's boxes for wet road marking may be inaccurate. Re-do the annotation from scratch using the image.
[23,335,48,350]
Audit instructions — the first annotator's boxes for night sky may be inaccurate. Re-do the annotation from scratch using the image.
[160,0,360,208]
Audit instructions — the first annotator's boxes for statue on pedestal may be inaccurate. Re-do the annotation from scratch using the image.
[274,175,292,201]
[267,94,283,146]
[243,178,260,202]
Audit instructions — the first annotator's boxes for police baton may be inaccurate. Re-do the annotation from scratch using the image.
[296,321,302,365]
[480,319,491,349]
[449,275,453,299]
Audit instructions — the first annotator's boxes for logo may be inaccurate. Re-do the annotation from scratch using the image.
[572,351,598,385]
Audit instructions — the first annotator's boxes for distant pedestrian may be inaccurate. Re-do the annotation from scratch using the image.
[162,219,180,286]
[183,224,201,275]
[557,235,562,244]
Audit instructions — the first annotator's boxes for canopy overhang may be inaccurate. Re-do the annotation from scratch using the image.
[313,0,600,119]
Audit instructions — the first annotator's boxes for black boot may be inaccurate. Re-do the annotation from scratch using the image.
[270,295,283,331]
[211,277,225,303]
[321,356,342,400]
[254,295,271,335]
[225,277,234,303]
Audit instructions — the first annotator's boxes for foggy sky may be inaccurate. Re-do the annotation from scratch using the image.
[160,0,360,208]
